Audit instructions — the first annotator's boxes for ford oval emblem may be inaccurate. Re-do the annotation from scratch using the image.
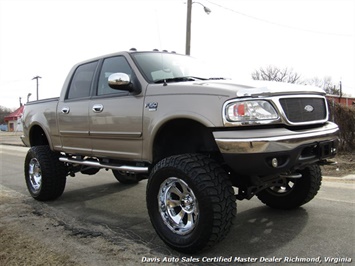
[304,105,314,112]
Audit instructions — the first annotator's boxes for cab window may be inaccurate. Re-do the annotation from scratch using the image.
[67,61,98,99]
[97,56,132,96]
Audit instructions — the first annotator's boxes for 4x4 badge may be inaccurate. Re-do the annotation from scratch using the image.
[304,105,314,112]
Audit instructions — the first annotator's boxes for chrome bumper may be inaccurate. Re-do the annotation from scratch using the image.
[213,122,339,154]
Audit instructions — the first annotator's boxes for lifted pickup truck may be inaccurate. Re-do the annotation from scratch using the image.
[22,49,339,253]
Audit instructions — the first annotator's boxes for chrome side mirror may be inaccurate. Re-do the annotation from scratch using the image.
[108,73,131,90]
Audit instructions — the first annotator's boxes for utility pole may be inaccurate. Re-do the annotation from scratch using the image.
[185,0,192,55]
[185,1,211,56]
[32,76,41,100]
[339,80,343,98]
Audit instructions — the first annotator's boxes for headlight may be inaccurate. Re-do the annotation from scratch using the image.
[225,100,279,124]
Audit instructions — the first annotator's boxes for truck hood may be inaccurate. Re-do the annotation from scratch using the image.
[146,79,326,98]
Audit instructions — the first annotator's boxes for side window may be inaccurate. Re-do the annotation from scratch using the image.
[97,56,132,96]
[67,61,98,99]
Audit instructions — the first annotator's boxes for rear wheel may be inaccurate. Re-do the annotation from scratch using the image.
[112,170,141,184]
[146,154,236,253]
[257,164,322,209]
[24,146,67,201]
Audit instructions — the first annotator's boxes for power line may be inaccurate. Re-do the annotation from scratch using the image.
[205,0,354,37]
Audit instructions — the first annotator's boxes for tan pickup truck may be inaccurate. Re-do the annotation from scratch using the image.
[22,49,339,253]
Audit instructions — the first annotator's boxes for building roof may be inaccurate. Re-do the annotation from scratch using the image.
[4,105,24,122]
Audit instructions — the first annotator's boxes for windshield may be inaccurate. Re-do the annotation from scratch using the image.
[131,52,227,83]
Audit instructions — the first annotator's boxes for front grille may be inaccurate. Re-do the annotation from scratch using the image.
[279,97,327,123]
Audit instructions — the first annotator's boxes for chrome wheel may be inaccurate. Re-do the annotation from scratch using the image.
[28,158,42,193]
[158,177,199,235]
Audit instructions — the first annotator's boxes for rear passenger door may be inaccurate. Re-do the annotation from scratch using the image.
[89,56,144,160]
[57,60,98,155]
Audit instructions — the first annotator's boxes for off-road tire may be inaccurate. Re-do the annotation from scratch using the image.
[24,145,67,201]
[146,154,236,253]
[112,170,141,184]
[257,164,322,210]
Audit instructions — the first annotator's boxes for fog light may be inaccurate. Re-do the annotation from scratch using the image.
[271,158,278,168]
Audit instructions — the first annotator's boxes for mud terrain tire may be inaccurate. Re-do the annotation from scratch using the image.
[146,154,236,253]
[24,146,67,201]
[257,164,322,209]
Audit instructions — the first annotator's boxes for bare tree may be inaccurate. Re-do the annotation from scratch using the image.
[0,105,14,124]
[251,66,344,96]
[251,65,302,84]
[304,76,340,95]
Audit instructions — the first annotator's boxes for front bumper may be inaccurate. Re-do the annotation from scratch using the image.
[213,122,339,176]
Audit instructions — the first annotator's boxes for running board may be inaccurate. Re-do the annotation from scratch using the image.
[59,157,149,173]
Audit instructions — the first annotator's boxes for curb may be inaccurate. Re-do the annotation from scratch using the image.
[0,143,26,147]
[323,175,355,182]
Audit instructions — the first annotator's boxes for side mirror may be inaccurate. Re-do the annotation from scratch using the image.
[108,73,131,90]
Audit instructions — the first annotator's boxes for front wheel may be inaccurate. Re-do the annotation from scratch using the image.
[257,164,322,209]
[146,154,236,253]
[24,146,67,201]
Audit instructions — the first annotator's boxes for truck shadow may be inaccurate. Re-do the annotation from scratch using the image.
[198,206,308,258]
[55,181,139,202]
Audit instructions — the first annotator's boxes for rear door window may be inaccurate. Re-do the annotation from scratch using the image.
[67,61,98,99]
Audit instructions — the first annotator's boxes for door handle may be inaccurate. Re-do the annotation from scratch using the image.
[92,104,104,113]
[61,107,70,114]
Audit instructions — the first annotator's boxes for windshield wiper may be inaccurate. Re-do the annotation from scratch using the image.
[208,77,227,80]
[154,76,207,84]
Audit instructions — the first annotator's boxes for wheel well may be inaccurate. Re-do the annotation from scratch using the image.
[153,119,219,163]
[29,125,49,146]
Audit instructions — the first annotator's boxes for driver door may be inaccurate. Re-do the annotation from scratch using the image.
[89,56,144,160]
